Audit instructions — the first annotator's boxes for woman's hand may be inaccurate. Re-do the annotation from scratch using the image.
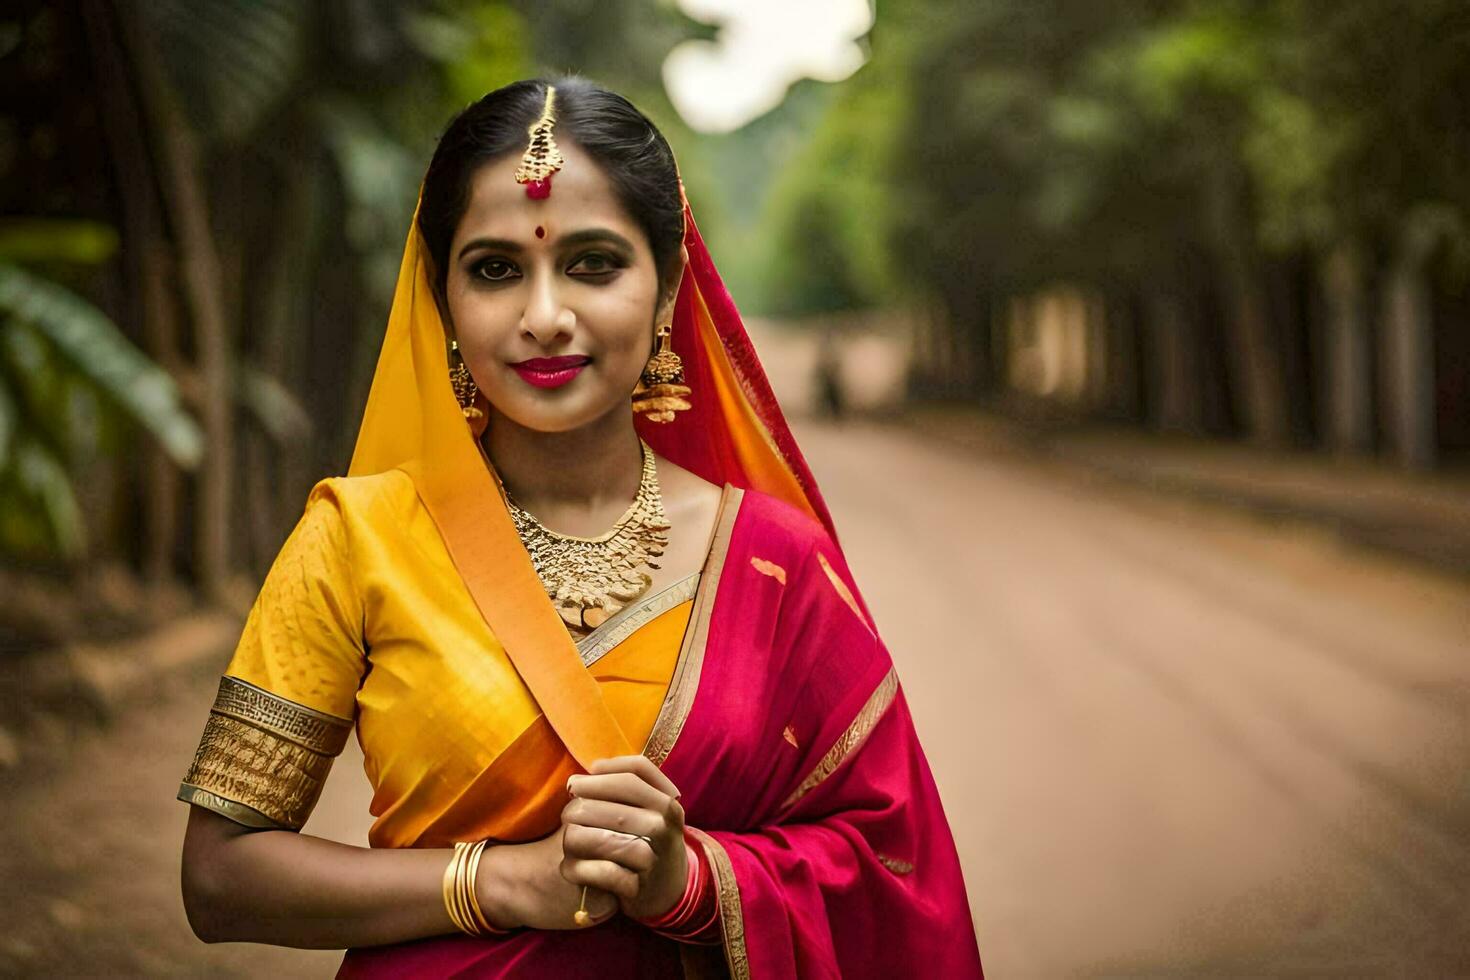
[559,755,688,921]
[477,826,619,931]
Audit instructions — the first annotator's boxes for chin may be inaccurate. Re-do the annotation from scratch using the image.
[488,389,626,436]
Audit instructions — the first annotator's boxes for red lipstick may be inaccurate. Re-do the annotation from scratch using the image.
[510,355,591,389]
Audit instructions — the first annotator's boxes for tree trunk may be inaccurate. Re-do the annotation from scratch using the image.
[251,160,319,571]
[906,302,950,398]
[81,2,182,585]
[936,287,977,397]
[1143,291,1205,434]
[1205,164,1291,446]
[1379,214,1441,470]
[964,290,998,398]
[139,245,184,581]
[1102,293,1143,422]
[1320,241,1373,455]
[115,4,236,598]
[1083,291,1110,415]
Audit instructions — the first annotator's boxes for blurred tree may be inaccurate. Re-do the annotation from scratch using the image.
[0,226,201,559]
[755,65,901,317]
[1,0,705,593]
[1271,0,1470,467]
[892,0,1163,397]
[796,0,1470,463]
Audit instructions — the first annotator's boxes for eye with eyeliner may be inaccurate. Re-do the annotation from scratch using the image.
[567,250,627,278]
[467,250,628,286]
[471,258,519,283]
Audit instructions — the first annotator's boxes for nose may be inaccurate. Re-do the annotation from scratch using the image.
[519,267,575,346]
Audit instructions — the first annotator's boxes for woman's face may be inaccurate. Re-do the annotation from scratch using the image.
[444,139,678,434]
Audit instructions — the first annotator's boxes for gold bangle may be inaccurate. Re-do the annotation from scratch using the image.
[461,841,479,933]
[445,841,477,936]
[443,842,466,934]
[443,840,510,937]
[458,842,473,933]
[465,840,492,933]
[445,842,471,936]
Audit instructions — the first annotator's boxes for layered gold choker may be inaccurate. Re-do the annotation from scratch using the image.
[504,442,670,634]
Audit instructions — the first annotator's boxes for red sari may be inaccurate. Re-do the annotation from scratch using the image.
[338,486,982,977]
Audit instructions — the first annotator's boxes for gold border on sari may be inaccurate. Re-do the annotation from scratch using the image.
[176,785,282,830]
[209,676,354,753]
[577,571,700,668]
[177,676,353,831]
[643,485,744,767]
[778,666,899,814]
[687,826,750,980]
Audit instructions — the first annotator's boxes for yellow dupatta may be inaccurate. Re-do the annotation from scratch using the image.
[348,199,636,770]
[347,187,831,777]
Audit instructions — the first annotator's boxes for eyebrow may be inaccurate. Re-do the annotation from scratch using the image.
[457,227,636,260]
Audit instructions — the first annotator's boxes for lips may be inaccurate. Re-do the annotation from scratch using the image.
[510,354,591,389]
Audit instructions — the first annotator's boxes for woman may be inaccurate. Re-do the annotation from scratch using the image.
[178,77,984,979]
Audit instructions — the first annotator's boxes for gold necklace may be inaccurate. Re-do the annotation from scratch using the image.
[504,441,670,634]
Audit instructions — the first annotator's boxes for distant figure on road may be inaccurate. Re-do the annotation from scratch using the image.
[174,77,983,979]
[816,326,847,419]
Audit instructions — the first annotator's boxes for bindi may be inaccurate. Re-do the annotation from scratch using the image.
[535,225,546,239]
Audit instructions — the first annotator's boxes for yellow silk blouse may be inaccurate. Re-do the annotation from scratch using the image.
[179,469,696,848]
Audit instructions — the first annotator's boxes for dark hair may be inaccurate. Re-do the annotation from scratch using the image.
[418,76,683,301]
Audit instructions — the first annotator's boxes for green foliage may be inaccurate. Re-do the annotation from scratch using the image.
[0,220,119,264]
[0,0,717,578]
[1244,88,1357,249]
[237,366,310,445]
[756,79,900,315]
[315,97,421,307]
[861,0,1470,325]
[1109,7,1266,119]
[0,224,202,560]
[404,2,532,109]
[739,8,918,317]
[144,0,310,144]
[0,265,202,468]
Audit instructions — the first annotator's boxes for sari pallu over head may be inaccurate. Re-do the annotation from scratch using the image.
[338,168,983,977]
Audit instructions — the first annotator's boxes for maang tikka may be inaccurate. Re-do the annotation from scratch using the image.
[515,85,564,199]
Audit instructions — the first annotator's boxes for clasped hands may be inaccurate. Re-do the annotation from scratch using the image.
[475,755,687,932]
[557,754,688,926]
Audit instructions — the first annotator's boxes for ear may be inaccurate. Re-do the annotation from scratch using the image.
[654,244,690,326]
[429,280,456,342]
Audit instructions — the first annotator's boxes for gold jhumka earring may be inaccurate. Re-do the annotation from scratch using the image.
[448,340,483,420]
[632,324,692,422]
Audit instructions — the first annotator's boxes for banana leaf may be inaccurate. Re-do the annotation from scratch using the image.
[0,263,203,468]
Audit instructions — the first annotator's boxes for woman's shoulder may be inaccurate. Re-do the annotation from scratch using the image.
[734,485,835,559]
[301,468,422,529]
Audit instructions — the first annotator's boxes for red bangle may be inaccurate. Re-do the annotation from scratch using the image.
[638,840,702,929]
[665,838,720,942]
[637,831,720,943]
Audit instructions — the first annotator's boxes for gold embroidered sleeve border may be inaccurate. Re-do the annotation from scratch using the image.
[177,676,353,831]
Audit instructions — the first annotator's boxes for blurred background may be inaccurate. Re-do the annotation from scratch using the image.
[1,0,1467,975]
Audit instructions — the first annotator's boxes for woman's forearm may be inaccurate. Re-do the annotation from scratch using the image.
[181,807,507,948]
